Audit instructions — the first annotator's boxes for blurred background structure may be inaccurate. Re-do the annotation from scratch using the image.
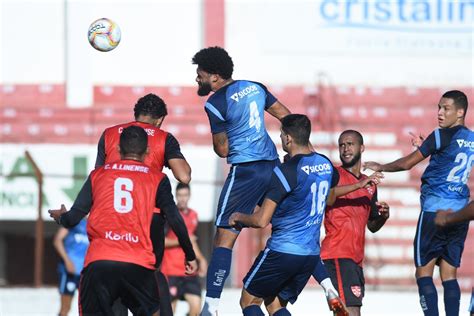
[0,0,473,314]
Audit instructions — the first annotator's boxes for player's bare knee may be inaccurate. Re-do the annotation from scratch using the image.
[214,228,239,248]
[264,296,287,315]
[439,260,457,281]
[415,259,437,278]
[240,289,262,309]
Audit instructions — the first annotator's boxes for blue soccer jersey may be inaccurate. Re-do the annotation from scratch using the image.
[419,125,474,212]
[265,153,338,256]
[204,80,278,164]
[62,219,89,274]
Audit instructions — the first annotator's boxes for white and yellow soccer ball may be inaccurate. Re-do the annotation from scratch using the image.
[88,18,121,52]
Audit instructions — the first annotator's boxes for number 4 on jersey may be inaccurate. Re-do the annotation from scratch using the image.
[249,101,261,133]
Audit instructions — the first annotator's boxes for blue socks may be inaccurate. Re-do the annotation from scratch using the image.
[442,279,460,316]
[273,308,291,316]
[242,305,264,316]
[417,277,439,316]
[312,258,330,283]
[205,247,233,299]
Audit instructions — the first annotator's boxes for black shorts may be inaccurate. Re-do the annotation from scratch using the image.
[323,258,365,307]
[167,275,202,301]
[79,260,159,316]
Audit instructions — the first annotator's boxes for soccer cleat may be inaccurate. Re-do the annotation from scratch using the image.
[327,289,349,316]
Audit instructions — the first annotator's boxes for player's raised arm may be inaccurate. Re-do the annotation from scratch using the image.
[266,100,291,121]
[333,172,384,199]
[364,149,425,172]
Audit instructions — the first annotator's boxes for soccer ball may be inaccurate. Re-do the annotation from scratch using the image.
[87,18,121,52]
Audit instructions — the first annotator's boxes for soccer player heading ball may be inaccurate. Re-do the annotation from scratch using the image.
[191,46,291,315]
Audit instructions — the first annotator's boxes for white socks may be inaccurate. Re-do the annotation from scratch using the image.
[201,297,220,315]
[320,277,338,297]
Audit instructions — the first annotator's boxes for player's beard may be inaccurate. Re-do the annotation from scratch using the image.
[341,152,361,168]
[197,82,212,96]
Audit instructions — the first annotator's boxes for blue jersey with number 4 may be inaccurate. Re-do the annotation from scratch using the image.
[204,80,278,164]
[264,153,339,256]
[419,125,474,212]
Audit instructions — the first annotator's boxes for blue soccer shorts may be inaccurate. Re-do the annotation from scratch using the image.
[414,211,469,267]
[58,265,81,296]
[215,159,279,229]
[243,248,319,304]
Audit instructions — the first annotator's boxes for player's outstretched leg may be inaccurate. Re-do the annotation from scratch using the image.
[312,259,348,316]
[201,229,237,315]
[201,246,232,315]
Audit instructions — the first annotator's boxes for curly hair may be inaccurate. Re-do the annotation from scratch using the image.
[134,93,168,119]
[192,46,234,79]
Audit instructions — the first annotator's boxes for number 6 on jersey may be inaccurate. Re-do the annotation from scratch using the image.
[114,177,134,213]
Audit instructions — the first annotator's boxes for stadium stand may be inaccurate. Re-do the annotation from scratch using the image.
[1,84,472,290]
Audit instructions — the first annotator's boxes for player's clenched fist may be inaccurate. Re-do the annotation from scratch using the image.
[48,204,67,224]
[434,209,453,227]
[228,212,242,228]
[375,202,390,219]
[185,259,199,275]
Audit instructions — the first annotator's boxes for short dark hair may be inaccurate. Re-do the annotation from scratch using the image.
[192,46,234,79]
[119,125,148,156]
[134,93,168,119]
[176,183,190,192]
[442,90,468,117]
[339,130,364,145]
[281,114,311,146]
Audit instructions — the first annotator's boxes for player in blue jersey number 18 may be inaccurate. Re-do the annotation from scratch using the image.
[230,114,339,316]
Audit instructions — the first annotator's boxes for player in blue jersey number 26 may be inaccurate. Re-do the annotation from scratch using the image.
[364,90,473,316]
